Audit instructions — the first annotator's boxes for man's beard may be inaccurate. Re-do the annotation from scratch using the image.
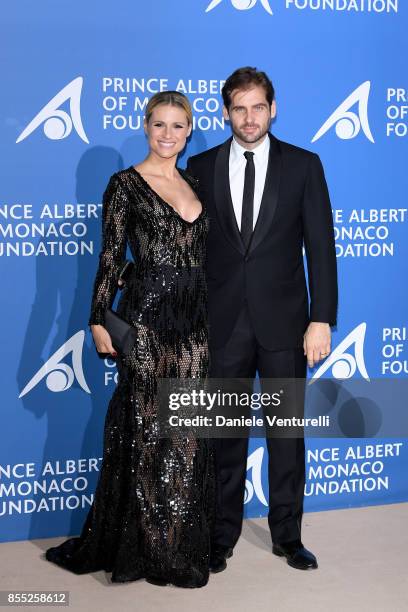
[232,120,271,145]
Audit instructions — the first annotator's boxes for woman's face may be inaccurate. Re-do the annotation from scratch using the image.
[145,104,192,160]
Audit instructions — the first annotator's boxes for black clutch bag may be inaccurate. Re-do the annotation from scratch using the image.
[104,308,137,356]
[96,259,137,358]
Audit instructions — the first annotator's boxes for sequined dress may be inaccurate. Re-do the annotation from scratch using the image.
[45,167,214,588]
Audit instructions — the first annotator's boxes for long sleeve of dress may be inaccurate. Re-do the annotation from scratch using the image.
[88,173,129,327]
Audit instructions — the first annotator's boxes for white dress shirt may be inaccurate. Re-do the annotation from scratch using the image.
[229,135,270,231]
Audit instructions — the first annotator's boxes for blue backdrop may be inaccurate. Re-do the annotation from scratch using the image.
[1,0,407,542]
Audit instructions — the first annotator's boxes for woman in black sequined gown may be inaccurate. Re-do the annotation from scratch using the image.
[45,92,214,588]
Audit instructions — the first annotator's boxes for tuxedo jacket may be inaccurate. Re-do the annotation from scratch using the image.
[186,133,338,351]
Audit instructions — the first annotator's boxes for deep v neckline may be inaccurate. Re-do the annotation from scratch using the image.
[130,166,204,225]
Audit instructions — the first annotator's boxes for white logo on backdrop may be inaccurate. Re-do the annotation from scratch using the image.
[16,77,89,144]
[310,322,370,383]
[244,446,268,506]
[206,0,273,15]
[19,331,91,398]
[311,81,374,144]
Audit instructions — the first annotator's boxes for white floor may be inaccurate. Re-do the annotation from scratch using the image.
[0,503,407,612]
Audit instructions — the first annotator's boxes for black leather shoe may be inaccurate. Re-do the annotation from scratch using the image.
[272,540,318,570]
[209,545,233,573]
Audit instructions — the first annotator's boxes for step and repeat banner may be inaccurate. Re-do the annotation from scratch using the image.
[1,0,407,542]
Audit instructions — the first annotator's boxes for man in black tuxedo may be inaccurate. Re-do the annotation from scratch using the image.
[187,67,337,572]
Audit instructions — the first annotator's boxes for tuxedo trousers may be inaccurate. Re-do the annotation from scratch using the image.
[209,303,307,547]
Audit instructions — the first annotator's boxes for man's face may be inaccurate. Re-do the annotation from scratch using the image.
[223,85,276,148]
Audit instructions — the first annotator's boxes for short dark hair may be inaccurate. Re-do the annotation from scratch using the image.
[222,67,275,109]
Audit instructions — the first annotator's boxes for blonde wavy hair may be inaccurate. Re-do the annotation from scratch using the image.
[145,90,193,125]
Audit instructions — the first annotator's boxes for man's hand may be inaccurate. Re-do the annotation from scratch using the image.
[303,322,331,368]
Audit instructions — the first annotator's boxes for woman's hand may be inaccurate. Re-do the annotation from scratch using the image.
[90,325,118,358]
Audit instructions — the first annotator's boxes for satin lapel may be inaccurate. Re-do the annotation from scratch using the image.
[248,134,282,255]
[214,137,245,255]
